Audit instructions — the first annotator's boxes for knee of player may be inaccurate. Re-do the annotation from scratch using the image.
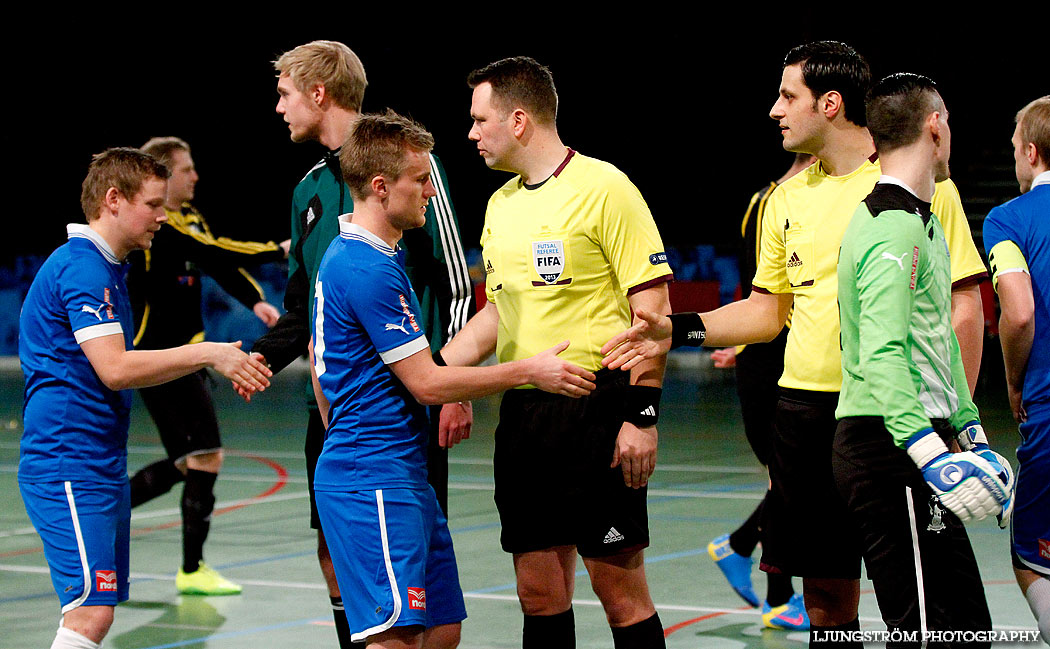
[423,622,461,649]
[589,587,653,626]
[186,450,224,473]
[516,582,572,615]
[64,605,115,642]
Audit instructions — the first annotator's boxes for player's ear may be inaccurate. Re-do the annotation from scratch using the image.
[312,83,326,107]
[371,174,387,197]
[103,187,122,214]
[1026,141,1040,166]
[821,90,844,120]
[928,112,942,143]
[511,108,528,138]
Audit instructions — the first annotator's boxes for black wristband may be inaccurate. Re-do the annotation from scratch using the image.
[669,312,706,349]
[625,385,662,427]
[433,350,447,366]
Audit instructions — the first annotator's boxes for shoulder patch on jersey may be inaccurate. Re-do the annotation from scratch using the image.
[397,294,420,332]
[649,252,667,266]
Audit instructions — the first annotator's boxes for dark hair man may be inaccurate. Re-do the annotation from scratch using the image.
[601,42,988,646]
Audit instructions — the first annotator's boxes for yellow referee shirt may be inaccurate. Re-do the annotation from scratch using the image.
[752,159,986,392]
[481,150,673,373]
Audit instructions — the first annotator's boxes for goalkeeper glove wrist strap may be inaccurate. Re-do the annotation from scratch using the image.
[906,427,949,468]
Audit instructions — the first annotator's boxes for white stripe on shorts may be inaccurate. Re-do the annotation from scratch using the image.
[351,490,403,642]
[905,486,928,647]
[62,482,92,614]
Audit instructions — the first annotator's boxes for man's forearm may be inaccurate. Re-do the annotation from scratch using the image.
[699,290,792,347]
[950,282,984,396]
[1001,318,1034,394]
[439,301,498,367]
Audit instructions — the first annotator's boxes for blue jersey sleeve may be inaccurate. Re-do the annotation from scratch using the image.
[983,204,1024,255]
[350,261,430,364]
[58,256,127,345]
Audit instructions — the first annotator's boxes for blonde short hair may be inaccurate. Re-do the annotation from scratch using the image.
[1017,96,1050,167]
[340,111,434,200]
[274,40,367,112]
[140,136,191,167]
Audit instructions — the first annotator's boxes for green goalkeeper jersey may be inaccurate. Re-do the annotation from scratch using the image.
[836,181,979,447]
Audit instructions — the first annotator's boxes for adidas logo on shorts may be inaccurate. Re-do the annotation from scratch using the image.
[603,527,625,544]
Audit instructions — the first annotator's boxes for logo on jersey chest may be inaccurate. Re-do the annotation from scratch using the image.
[1039,539,1050,561]
[532,240,571,286]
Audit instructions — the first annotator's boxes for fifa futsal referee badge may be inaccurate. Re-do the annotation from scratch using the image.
[532,240,570,286]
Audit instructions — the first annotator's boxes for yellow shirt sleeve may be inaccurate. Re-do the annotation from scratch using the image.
[751,184,790,293]
[932,179,988,286]
[597,172,672,293]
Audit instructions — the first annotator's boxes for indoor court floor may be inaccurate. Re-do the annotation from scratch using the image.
[0,355,1040,648]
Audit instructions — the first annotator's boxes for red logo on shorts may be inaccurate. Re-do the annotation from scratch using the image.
[407,587,426,610]
[1039,539,1050,561]
[96,570,117,592]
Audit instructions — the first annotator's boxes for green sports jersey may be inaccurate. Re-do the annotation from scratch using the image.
[836,182,979,447]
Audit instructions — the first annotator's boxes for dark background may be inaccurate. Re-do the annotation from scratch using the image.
[1,18,1038,263]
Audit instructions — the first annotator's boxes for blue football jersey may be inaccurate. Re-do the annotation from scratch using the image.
[312,217,432,491]
[984,181,1050,407]
[19,225,134,483]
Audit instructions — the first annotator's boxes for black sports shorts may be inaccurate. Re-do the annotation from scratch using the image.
[139,369,221,465]
[760,388,862,579]
[493,369,649,557]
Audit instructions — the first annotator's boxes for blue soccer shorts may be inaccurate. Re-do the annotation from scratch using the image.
[1013,402,1050,575]
[19,480,131,611]
[315,486,466,643]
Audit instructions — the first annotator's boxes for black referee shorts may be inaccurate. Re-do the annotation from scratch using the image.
[833,417,991,643]
[760,388,862,579]
[139,369,221,466]
[493,370,649,557]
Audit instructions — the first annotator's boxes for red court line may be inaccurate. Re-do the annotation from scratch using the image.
[664,606,752,637]
[0,452,288,558]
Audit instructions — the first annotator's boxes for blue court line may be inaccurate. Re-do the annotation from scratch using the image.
[0,590,54,605]
[138,616,328,649]
[466,547,707,594]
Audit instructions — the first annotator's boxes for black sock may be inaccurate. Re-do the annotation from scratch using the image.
[766,573,795,608]
[523,607,575,649]
[181,469,217,573]
[329,596,364,648]
[611,612,665,649]
[728,492,767,557]
[129,460,184,508]
[810,618,861,648]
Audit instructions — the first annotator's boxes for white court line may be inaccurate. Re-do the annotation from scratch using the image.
[448,482,765,500]
[450,457,765,474]
[1,562,1036,633]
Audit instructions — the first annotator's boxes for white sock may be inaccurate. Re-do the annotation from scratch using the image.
[1024,577,1050,646]
[50,625,102,649]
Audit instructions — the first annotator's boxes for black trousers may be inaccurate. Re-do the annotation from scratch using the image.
[832,417,991,648]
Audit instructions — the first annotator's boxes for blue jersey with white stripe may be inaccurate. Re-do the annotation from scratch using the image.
[19,225,134,483]
[984,183,1050,407]
[312,217,431,491]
